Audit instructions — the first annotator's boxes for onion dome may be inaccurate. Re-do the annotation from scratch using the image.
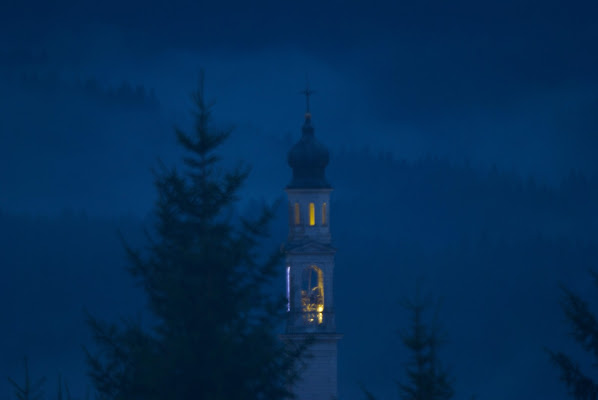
[287,113,331,189]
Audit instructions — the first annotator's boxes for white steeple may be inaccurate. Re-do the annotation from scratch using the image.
[282,90,341,400]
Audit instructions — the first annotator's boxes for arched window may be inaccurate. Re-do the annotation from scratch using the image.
[322,202,327,226]
[301,266,324,324]
[294,203,300,225]
[309,202,315,226]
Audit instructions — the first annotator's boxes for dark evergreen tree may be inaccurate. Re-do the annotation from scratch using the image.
[548,273,598,400]
[84,72,302,400]
[56,373,88,400]
[398,294,454,400]
[7,357,46,400]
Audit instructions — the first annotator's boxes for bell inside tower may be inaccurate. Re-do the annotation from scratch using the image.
[301,266,324,325]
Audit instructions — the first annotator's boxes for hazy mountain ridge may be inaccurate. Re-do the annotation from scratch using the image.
[330,150,597,248]
[1,66,160,111]
[0,64,168,216]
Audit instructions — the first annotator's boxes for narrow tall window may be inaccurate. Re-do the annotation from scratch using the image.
[294,203,300,225]
[286,266,291,312]
[309,202,315,226]
[322,202,327,225]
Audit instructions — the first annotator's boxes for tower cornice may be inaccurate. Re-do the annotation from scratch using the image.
[285,187,333,194]
[284,240,336,255]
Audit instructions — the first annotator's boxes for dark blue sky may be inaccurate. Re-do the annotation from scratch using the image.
[1,0,597,216]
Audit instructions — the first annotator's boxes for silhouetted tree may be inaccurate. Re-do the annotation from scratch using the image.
[56,373,86,400]
[56,373,65,400]
[398,294,454,400]
[84,72,302,400]
[7,357,46,400]
[548,272,598,399]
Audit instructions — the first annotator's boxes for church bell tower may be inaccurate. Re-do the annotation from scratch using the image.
[282,88,341,400]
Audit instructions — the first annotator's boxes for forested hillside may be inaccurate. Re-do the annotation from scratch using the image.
[1,152,596,399]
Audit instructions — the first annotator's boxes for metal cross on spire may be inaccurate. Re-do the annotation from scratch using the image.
[299,78,316,115]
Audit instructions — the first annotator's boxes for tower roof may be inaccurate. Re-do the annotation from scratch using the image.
[287,113,331,189]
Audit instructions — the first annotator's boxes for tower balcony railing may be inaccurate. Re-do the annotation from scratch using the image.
[285,311,336,333]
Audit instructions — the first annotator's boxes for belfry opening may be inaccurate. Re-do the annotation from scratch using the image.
[301,265,324,324]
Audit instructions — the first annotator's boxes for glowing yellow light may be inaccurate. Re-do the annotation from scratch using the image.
[317,305,324,324]
[301,266,324,325]
[294,203,300,225]
[309,202,315,226]
[322,202,327,225]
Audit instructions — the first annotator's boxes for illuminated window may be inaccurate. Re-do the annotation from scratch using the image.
[301,265,324,325]
[294,203,300,225]
[309,202,315,226]
[322,202,327,225]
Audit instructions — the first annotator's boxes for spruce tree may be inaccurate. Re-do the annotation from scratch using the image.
[7,357,46,400]
[85,73,301,400]
[548,273,598,400]
[398,295,454,400]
